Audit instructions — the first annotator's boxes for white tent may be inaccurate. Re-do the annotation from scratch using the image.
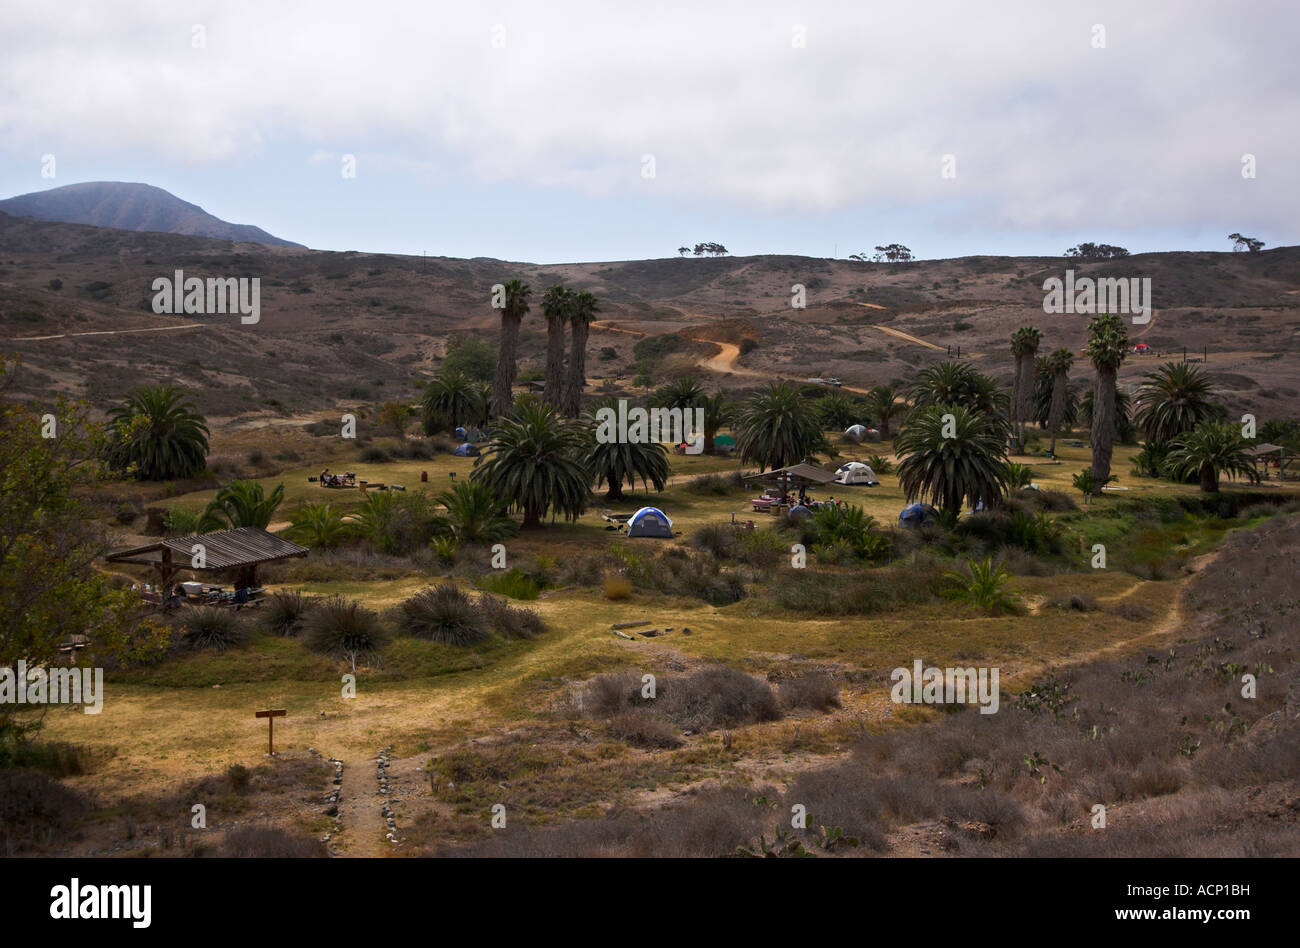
[834,461,880,486]
[844,424,868,442]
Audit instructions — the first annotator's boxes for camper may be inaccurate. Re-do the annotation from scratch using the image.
[834,461,880,486]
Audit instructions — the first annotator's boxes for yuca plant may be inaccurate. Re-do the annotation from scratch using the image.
[866,454,894,475]
[397,585,488,646]
[301,595,390,669]
[943,556,1018,614]
[262,589,313,637]
[181,607,247,652]
[431,536,459,565]
[1070,469,1115,503]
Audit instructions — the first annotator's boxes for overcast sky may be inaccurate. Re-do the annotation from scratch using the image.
[1,0,1296,261]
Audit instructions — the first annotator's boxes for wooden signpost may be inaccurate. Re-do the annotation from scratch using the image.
[255,708,287,755]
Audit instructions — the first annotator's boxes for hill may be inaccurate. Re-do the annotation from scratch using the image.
[0,213,1297,424]
[0,182,303,248]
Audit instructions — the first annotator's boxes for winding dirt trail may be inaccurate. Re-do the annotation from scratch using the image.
[12,322,205,342]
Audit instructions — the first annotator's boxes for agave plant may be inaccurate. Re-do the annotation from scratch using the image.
[944,557,1017,614]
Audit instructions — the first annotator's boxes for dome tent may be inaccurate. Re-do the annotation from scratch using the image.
[453,442,480,457]
[627,506,674,538]
[834,461,880,486]
[844,424,868,443]
[898,502,940,528]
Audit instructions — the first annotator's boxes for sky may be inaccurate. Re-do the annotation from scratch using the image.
[0,0,1296,262]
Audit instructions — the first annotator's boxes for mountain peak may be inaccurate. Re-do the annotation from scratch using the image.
[0,181,303,248]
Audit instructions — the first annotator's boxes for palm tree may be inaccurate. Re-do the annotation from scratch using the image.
[1166,421,1256,492]
[864,384,903,438]
[490,279,531,418]
[1045,347,1075,455]
[700,391,731,455]
[435,479,517,543]
[562,291,599,417]
[1009,326,1042,453]
[1084,312,1129,485]
[107,385,210,480]
[650,377,704,411]
[198,480,285,585]
[199,480,284,532]
[583,398,671,501]
[735,381,822,472]
[540,284,573,409]
[421,369,485,434]
[895,404,1008,521]
[1134,361,1222,445]
[908,361,1005,416]
[473,400,589,529]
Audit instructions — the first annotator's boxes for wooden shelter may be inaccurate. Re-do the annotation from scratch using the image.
[106,527,308,591]
[1246,443,1293,481]
[749,463,838,511]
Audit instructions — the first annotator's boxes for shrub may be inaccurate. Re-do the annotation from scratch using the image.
[165,506,203,536]
[691,522,738,558]
[359,445,390,463]
[301,596,391,664]
[0,770,92,853]
[734,528,788,568]
[263,589,313,636]
[603,574,633,600]
[867,454,894,475]
[1046,593,1098,612]
[220,826,328,858]
[397,585,488,645]
[431,536,459,565]
[474,567,540,600]
[478,594,546,639]
[660,667,781,731]
[686,472,744,495]
[181,607,247,652]
[608,709,684,749]
[779,672,842,712]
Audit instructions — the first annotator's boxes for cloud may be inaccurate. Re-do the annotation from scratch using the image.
[1,0,1295,235]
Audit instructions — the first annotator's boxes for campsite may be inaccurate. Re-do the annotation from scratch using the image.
[1,4,1298,889]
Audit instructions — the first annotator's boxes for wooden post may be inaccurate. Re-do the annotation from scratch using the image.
[255,708,287,755]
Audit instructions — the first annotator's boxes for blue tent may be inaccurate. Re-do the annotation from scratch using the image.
[898,502,939,528]
[787,504,814,520]
[627,506,674,538]
[453,442,480,457]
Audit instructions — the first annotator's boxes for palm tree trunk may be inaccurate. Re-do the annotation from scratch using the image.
[880,414,891,439]
[563,319,590,417]
[1090,368,1117,484]
[1200,462,1218,493]
[491,315,522,418]
[1047,371,1067,455]
[1015,357,1035,453]
[522,499,542,530]
[543,315,566,408]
